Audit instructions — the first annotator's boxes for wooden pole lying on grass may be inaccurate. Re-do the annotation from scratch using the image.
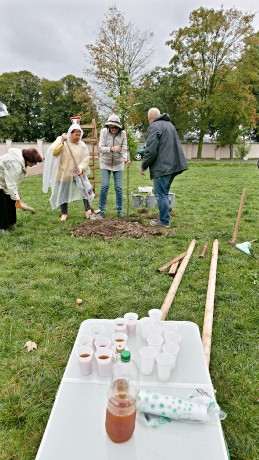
[156,252,187,272]
[199,244,208,259]
[160,240,196,320]
[168,261,179,276]
[202,239,219,367]
[228,188,247,245]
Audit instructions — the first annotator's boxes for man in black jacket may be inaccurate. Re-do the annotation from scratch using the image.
[140,108,188,227]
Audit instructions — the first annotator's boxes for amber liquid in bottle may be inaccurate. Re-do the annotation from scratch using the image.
[105,392,136,443]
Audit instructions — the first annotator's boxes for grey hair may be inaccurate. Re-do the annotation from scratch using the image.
[148,108,161,119]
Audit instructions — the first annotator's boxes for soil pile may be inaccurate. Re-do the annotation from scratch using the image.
[69,218,173,239]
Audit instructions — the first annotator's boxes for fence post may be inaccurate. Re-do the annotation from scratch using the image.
[6,139,12,151]
[37,139,44,158]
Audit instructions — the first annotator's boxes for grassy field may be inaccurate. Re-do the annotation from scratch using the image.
[0,160,258,459]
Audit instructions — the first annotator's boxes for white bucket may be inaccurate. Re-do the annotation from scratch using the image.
[168,193,175,208]
[146,194,157,209]
[132,194,145,209]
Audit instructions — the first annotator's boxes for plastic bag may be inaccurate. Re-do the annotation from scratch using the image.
[137,388,226,428]
[74,174,95,202]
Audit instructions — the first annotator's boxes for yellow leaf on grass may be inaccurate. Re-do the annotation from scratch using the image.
[76,298,83,305]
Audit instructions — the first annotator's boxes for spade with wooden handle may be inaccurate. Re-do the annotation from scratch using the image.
[65,141,101,218]
[15,201,35,213]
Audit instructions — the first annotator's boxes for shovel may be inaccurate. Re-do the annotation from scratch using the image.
[65,141,101,219]
[236,239,257,255]
[15,200,35,213]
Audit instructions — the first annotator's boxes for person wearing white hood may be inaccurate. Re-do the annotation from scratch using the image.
[43,123,94,221]
[98,114,130,218]
[0,147,42,233]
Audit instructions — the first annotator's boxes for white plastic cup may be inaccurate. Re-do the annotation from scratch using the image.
[162,322,179,335]
[156,352,174,381]
[165,332,181,345]
[77,334,93,348]
[95,347,113,378]
[162,342,179,369]
[94,336,111,350]
[88,324,105,340]
[139,317,153,340]
[147,323,163,336]
[114,317,128,333]
[147,333,163,353]
[148,308,162,323]
[76,346,94,376]
[124,312,138,336]
[111,332,128,348]
[139,346,157,375]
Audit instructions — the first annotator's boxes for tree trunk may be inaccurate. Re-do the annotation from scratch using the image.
[126,166,130,218]
[197,130,205,159]
[229,144,233,159]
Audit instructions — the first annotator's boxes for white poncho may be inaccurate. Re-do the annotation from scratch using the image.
[42,124,93,209]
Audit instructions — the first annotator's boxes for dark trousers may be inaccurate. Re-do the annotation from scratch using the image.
[60,198,91,215]
[0,189,16,229]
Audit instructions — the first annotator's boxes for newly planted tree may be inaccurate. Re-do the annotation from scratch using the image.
[84,5,154,125]
[85,5,154,217]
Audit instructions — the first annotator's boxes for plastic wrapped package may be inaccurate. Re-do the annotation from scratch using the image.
[137,388,226,428]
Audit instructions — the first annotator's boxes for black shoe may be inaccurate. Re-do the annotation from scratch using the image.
[150,219,170,228]
[99,211,105,218]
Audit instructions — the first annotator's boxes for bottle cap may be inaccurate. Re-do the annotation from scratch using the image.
[121,350,131,362]
[116,344,125,353]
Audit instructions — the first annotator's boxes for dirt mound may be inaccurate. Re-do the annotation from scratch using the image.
[69,218,173,239]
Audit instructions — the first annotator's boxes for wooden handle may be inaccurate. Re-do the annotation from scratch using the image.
[65,141,95,213]
[160,240,196,320]
[228,188,246,245]
[168,261,179,276]
[202,239,219,367]
[199,244,208,258]
[156,252,187,272]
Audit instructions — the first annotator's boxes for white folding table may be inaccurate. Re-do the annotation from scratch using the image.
[35,319,229,460]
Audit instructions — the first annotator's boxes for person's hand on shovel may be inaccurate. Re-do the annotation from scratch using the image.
[61,133,68,144]
[15,200,35,214]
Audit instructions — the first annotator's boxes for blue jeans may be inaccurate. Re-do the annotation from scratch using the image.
[153,174,175,225]
[99,169,123,213]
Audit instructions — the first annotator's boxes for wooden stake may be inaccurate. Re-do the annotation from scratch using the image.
[160,240,196,320]
[199,244,208,258]
[156,252,187,272]
[228,188,247,245]
[168,261,179,276]
[202,239,219,367]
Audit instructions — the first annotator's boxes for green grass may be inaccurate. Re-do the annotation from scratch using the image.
[0,160,258,459]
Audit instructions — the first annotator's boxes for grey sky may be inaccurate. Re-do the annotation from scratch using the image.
[0,0,258,81]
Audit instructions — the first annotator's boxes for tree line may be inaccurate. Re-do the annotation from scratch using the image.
[0,73,100,142]
[0,6,258,157]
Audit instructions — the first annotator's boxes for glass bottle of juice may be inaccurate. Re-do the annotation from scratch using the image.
[105,350,139,443]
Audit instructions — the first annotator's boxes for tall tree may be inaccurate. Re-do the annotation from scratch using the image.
[210,72,257,157]
[241,32,259,142]
[133,68,192,138]
[0,72,99,142]
[39,75,99,141]
[0,71,41,141]
[84,5,154,125]
[166,7,255,158]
